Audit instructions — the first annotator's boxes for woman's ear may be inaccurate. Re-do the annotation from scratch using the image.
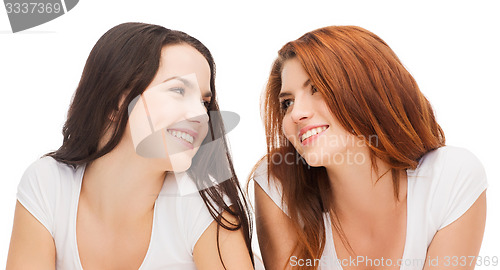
[108,94,127,122]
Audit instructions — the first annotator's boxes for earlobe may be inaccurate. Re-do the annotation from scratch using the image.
[108,105,121,122]
[108,94,128,122]
[108,110,119,122]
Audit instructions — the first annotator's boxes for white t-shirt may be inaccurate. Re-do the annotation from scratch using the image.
[253,146,488,270]
[17,156,221,270]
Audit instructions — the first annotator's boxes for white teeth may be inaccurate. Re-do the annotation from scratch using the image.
[168,130,194,144]
[301,126,327,142]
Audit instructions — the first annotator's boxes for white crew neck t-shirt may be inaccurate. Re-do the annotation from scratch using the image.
[253,146,488,270]
[17,156,222,270]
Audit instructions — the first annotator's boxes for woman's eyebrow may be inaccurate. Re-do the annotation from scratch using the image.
[162,76,211,98]
[202,91,212,98]
[162,76,194,87]
[303,79,311,88]
[278,92,292,99]
[279,79,311,98]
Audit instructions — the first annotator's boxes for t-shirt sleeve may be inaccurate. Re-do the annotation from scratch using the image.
[179,194,215,254]
[177,176,233,254]
[16,158,57,236]
[431,147,488,230]
[252,158,288,215]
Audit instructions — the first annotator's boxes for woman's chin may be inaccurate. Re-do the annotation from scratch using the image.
[302,157,326,167]
[300,147,352,167]
[167,154,193,172]
[298,150,329,167]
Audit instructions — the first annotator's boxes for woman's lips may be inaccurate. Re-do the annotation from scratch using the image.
[166,129,195,150]
[299,125,329,145]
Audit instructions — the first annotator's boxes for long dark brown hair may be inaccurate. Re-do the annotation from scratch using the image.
[254,26,445,269]
[45,22,253,267]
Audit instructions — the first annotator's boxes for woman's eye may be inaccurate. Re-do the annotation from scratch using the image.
[280,99,294,111]
[202,100,210,109]
[169,87,185,95]
[311,85,318,94]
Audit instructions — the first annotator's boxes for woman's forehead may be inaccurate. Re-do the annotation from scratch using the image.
[157,44,211,91]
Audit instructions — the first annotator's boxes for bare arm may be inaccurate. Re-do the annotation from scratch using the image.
[6,200,56,270]
[193,209,254,270]
[255,183,297,270]
[424,191,487,270]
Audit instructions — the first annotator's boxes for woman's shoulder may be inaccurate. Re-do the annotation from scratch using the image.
[251,157,269,182]
[17,156,81,236]
[157,172,232,254]
[430,145,482,162]
[21,156,81,187]
[410,145,487,192]
[412,145,485,176]
[411,145,487,230]
[24,155,78,173]
[18,156,82,215]
[251,156,288,214]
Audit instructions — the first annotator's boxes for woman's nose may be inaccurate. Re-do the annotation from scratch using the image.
[290,96,313,123]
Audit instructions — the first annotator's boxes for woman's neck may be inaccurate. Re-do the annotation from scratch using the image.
[79,140,167,225]
[325,146,407,224]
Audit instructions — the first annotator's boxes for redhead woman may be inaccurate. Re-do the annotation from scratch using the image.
[253,26,487,270]
[7,23,254,270]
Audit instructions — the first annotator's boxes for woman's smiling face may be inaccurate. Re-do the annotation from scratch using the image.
[127,44,212,172]
[279,58,359,167]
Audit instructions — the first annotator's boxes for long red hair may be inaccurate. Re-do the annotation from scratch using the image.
[256,26,445,269]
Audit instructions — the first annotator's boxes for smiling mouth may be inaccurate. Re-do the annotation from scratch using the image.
[167,129,194,144]
[300,126,329,143]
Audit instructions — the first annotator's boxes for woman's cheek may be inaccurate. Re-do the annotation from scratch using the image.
[282,119,299,148]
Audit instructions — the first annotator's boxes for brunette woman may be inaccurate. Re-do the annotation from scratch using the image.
[7,22,254,270]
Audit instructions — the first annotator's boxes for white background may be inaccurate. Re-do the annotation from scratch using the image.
[1,0,498,268]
